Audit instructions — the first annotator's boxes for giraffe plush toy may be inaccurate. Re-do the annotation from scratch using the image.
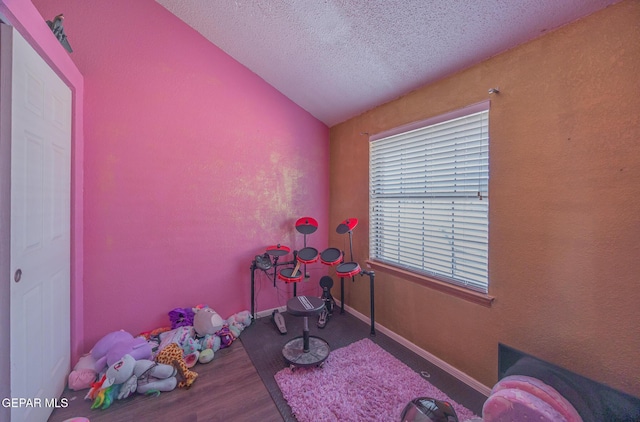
[155,343,198,389]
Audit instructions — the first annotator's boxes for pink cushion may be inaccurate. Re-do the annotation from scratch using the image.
[492,375,583,422]
[483,388,567,422]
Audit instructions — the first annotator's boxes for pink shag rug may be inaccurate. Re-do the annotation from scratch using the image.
[274,338,478,422]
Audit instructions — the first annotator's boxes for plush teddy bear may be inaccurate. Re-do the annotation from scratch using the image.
[193,307,224,337]
[190,310,251,364]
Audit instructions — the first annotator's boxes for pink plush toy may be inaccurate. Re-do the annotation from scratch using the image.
[68,354,97,391]
[91,330,152,372]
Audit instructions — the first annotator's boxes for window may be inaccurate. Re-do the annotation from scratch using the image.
[369,102,489,293]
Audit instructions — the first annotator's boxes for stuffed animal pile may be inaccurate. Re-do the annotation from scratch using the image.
[67,307,252,410]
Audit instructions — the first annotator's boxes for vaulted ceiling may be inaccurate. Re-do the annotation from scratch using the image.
[156,0,619,126]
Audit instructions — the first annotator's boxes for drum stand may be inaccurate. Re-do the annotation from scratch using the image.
[250,218,320,336]
[251,252,296,335]
[250,259,259,321]
[317,276,336,328]
[251,244,309,334]
[249,246,295,321]
[339,268,376,335]
[334,218,376,335]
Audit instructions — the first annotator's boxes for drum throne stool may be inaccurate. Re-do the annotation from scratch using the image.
[282,295,330,368]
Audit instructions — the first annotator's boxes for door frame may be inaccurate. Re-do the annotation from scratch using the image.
[0,2,84,418]
[6,25,73,421]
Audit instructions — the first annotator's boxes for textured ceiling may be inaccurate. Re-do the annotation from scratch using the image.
[156,0,619,126]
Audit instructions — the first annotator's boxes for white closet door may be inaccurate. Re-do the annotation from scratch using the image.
[3,24,72,422]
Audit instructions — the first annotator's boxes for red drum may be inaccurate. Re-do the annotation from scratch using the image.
[266,244,290,257]
[336,262,361,277]
[278,267,303,283]
[320,248,342,266]
[297,247,319,264]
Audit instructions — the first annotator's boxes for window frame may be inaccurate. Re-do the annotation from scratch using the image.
[368,101,493,306]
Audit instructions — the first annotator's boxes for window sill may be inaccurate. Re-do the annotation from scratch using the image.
[365,260,495,308]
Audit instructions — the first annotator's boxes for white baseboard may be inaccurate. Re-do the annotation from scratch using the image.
[255,301,491,397]
[340,301,492,397]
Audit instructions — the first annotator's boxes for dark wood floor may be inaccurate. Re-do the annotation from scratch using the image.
[48,310,487,421]
[47,341,283,422]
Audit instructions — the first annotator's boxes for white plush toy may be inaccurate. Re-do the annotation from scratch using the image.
[226,310,252,337]
[86,354,177,409]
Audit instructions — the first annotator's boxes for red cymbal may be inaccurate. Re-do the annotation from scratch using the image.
[336,218,358,234]
[266,244,291,256]
[295,216,318,235]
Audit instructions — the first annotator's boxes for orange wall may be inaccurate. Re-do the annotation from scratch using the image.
[329,0,640,397]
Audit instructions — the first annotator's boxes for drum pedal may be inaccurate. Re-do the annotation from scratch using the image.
[272,309,287,335]
[317,308,329,328]
[318,275,335,328]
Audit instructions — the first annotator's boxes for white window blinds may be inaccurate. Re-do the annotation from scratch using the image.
[369,107,489,293]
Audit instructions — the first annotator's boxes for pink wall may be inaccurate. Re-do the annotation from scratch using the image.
[32,0,329,351]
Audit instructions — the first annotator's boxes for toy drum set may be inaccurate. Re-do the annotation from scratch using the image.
[330,218,376,335]
[250,216,377,336]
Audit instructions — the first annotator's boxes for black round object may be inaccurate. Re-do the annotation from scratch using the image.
[320,247,342,266]
[286,295,324,317]
[282,335,330,367]
[319,275,334,289]
[400,397,458,422]
[336,261,360,277]
[297,247,319,264]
